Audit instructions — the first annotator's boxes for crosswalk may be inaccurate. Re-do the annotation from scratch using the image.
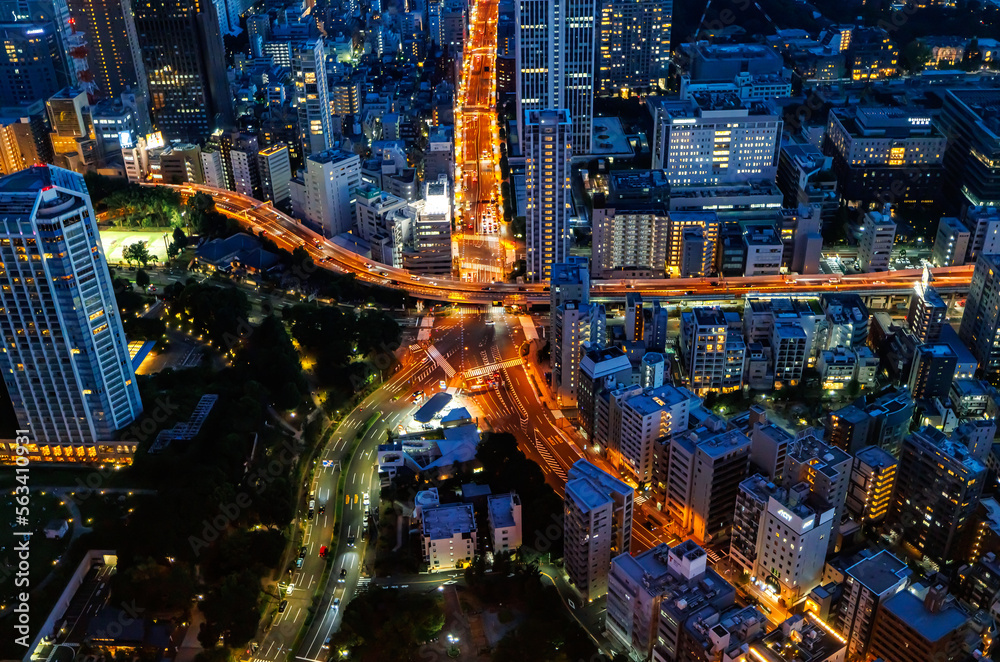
[464,357,523,378]
[634,494,649,507]
[426,345,456,377]
[356,577,371,592]
[705,548,723,564]
[454,306,484,315]
[534,437,567,481]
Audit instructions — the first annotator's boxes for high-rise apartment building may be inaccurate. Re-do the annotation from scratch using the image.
[959,252,1000,378]
[770,320,807,389]
[515,0,595,154]
[730,474,782,575]
[938,89,1000,207]
[651,92,781,186]
[963,206,1000,263]
[564,459,633,601]
[292,37,332,157]
[868,583,970,662]
[857,208,896,272]
[591,170,670,279]
[783,433,851,552]
[906,274,948,342]
[931,216,970,267]
[845,445,896,525]
[0,166,142,461]
[135,0,232,141]
[578,345,632,442]
[403,175,453,276]
[65,0,147,102]
[837,550,910,660]
[354,184,408,245]
[890,426,986,565]
[907,344,957,400]
[663,426,751,543]
[524,109,572,282]
[595,0,671,97]
[681,307,745,395]
[612,384,696,487]
[552,300,606,406]
[300,149,361,238]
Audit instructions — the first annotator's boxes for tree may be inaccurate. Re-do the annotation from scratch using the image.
[135,269,150,290]
[173,226,189,249]
[901,39,932,74]
[123,241,154,267]
[963,37,983,70]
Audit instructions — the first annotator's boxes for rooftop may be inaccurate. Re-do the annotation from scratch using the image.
[488,492,519,529]
[625,385,695,416]
[845,550,910,596]
[750,614,846,662]
[881,584,968,643]
[568,459,633,500]
[855,445,897,470]
[422,502,476,540]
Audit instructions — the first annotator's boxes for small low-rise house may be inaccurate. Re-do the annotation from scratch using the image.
[487,492,522,555]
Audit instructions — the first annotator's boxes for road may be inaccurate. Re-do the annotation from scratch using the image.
[248,349,460,662]
[158,184,975,305]
[453,0,506,281]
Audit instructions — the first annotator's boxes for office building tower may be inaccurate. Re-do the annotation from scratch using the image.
[606,542,736,661]
[783,433,851,552]
[590,170,672,279]
[626,292,644,343]
[670,211,719,277]
[857,208,896,272]
[612,384,696,486]
[578,345,632,442]
[953,419,996,463]
[846,446,896,525]
[681,307,745,395]
[524,109,572,281]
[931,216,970,267]
[640,353,665,389]
[300,149,361,238]
[257,144,292,206]
[959,252,1000,378]
[907,344,957,401]
[595,0,671,97]
[552,300,606,406]
[837,550,910,660]
[749,614,847,662]
[663,427,751,543]
[403,176,453,276]
[292,37,332,157]
[890,426,986,565]
[742,224,783,276]
[650,93,781,186]
[939,89,1000,207]
[906,273,948,342]
[564,459,633,601]
[550,256,590,309]
[135,0,232,141]
[824,106,945,206]
[0,166,142,459]
[679,41,792,100]
[46,88,98,174]
[868,583,970,662]
[0,22,67,105]
[65,0,147,103]
[754,482,835,604]
[0,107,49,175]
[963,206,1000,263]
[515,0,595,154]
[216,131,260,198]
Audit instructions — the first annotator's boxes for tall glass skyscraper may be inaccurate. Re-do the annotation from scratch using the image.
[0,165,142,457]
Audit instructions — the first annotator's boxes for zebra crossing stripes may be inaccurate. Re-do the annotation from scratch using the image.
[426,345,456,377]
[534,438,567,480]
[634,494,649,507]
[356,577,371,592]
[704,548,722,564]
[464,358,523,378]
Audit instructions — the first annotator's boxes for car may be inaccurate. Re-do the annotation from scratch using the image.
[299,546,307,558]
[148,286,157,292]
[379,271,389,277]
[295,557,303,568]
[439,380,447,389]
[279,600,288,613]
[363,493,371,505]
[347,535,356,547]
[322,637,331,650]
[309,499,315,510]
[319,504,326,514]
[485,320,495,326]
[410,274,420,280]
[364,263,374,269]
[319,545,327,557]
[339,569,347,582]
[332,598,341,611]
[308,509,314,519]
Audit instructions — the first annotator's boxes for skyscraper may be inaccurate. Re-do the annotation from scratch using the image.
[595,0,671,96]
[959,252,1000,378]
[292,37,332,158]
[65,0,148,102]
[524,109,571,282]
[299,149,361,238]
[0,166,142,456]
[0,21,68,105]
[515,0,595,154]
[907,272,948,342]
[135,0,232,141]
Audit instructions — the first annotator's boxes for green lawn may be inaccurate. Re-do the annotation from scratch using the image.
[99,228,173,266]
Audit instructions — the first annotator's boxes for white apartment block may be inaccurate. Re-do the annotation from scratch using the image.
[931,216,970,267]
[404,175,453,276]
[857,209,896,272]
[753,485,835,604]
[229,147,256,198]
[292,37,332,157]
[201,149,225,189]
[681,307,746,394]
[421,502,477,571]
[771,321,807,389]
[258,144,292,205]
[515,0,595,154]
[614,385,697,486]
[524,109,572,281]
[552,301,606,406]
[302,149,361,238]
[591,205,669,278]
[354,184,407,244]
[0,166,143,455]
[964,206,1000,263]
[651,92,781,186]
[488,492,523,554]
[564,459,634,601]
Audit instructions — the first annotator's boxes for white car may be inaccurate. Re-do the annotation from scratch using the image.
[364,263,374,269]
[332,598,341,611]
